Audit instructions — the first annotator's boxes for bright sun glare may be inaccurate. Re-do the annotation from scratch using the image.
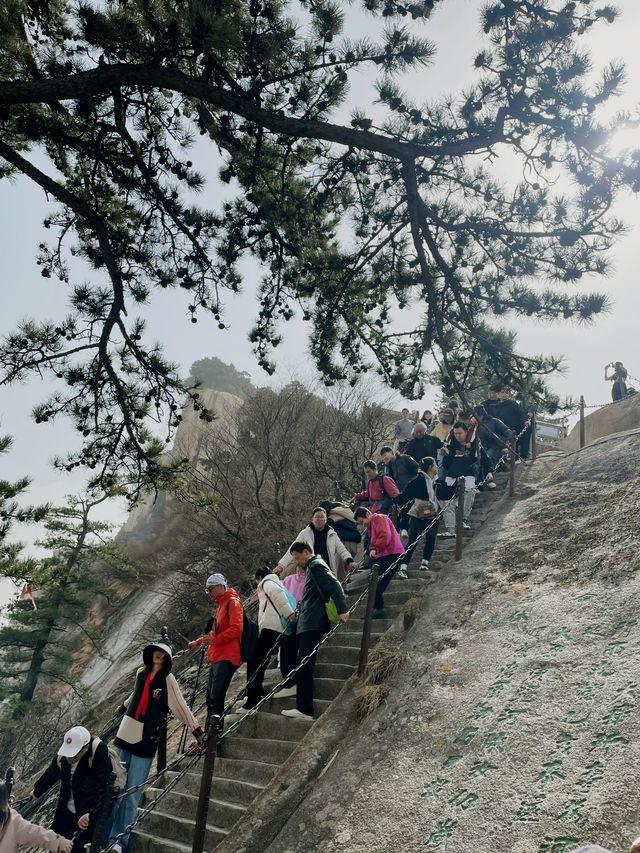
[607,124,640,155]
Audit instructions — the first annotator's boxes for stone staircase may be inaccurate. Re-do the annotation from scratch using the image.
[128,472,510,853]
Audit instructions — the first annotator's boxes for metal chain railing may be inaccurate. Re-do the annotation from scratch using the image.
[15,436,523,853]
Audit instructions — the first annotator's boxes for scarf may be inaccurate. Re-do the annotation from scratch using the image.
[135,671,156,720]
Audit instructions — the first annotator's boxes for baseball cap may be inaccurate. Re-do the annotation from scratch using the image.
[58,726,91,758]
[206,572,227,590]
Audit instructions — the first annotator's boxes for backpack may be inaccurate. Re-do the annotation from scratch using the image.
[225,598,258,665]
[89,737,127,793]
[375,474,394,515]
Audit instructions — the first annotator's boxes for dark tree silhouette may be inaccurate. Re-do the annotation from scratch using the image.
[0,0,637,496]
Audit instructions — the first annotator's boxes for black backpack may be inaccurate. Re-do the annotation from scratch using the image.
[225,599,258,665]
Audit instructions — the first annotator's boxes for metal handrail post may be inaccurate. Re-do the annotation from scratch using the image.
[455,477,465,562]
[191,716,220,853]
[509,441,516,497]
[357,566,379,677]
[531,412,537,461]
[579,396,586,448]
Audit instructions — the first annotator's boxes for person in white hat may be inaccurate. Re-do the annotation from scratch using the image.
[0,779,72,853]
[105,641,203,853]
[187,573,245,731]
[31,725,112,851]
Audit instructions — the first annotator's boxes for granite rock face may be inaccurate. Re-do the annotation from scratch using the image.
[562,393,640,451]
[265,433,640,853]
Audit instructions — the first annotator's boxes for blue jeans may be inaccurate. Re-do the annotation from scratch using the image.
[105,749,153,852]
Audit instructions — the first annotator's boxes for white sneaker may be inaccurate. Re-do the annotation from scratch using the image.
[486,481,497,490]
[397,566,408,579]
[400,528,409,539]
[281,708,313,721]
[420,560,430,570]
[110,845,123,853]
[462,522,471,530]
[439,531,455,538]
[276,686,297,698]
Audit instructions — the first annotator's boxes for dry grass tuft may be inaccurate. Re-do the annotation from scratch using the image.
[365,631,408,685]
[403,594,425,631]
[355,683,389,719]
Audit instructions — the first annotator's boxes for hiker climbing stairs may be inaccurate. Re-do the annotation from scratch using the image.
[128,470,511,853]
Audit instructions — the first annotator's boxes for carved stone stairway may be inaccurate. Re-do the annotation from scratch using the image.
[128,472,510,853]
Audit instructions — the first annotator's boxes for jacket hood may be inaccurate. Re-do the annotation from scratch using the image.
[142,641,173,673]
[215,586,240,604]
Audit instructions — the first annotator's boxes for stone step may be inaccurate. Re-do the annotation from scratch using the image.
[314,677,346,700]
[219,735,297,764]
[209,756,279,787]
[157,770,266,805]
[134,809,226,850]
[315,661,355,679]
[232,710,313,742]
[258,694,332,717]
[129,827,192,853]
[143,788,246,830]
[317,644,359,666]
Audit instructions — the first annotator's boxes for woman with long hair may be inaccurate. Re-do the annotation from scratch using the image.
[0,781,72,853]
[104,642,204,853]
[604,361,628,401]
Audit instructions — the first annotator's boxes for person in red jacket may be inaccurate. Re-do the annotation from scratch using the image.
[354,508,404,618]
[352,460,399,515]
[188,572,243,730]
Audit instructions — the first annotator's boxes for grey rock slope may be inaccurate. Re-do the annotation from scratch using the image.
[265,434,640,853]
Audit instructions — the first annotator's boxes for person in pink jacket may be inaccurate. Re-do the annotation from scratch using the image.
[0,781,72,853]
[353,508,404,618]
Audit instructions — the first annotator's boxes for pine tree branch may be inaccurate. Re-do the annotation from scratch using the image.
[0,64,507,159]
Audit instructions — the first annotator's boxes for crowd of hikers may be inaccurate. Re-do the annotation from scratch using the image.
[3,385,628,853]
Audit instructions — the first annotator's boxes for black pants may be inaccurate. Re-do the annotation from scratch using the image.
[246,628,282,706]
[207,660,238,725]
[296,630,324,717]
[404,516,439,565]
[374,553,401,611]
[517,426,531,460]
[280,630,299,688]
[53,806,91,852]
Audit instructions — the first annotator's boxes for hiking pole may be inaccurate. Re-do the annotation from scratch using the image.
[192,716,220,853]
[455,477,465,562]
[358,566,379,677]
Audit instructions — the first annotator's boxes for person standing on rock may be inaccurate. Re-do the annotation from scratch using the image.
[281,542,349,721]
[188,573,244,731]
[276,508,358,580]
[392,456,440,572]
[106,642,203,853]
[31,726,112,853]
[244,566,297,710]
[0,781,72,853]
[353,508,404,619]
[605,361,629,401]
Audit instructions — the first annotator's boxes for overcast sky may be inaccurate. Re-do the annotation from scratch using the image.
[1,0,640,554]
